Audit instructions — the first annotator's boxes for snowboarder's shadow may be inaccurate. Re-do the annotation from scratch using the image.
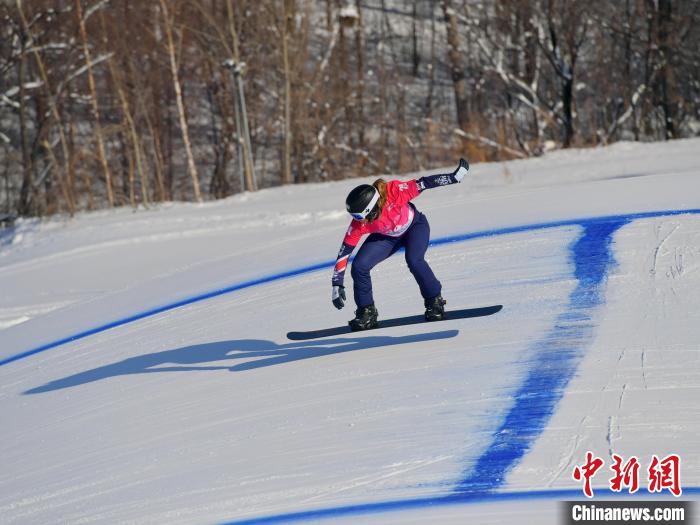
[24,329,459,394]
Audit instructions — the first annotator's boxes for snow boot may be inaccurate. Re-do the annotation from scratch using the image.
[349,304,379,331]
[424,295,447,321]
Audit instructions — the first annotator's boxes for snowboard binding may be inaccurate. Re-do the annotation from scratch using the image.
[424,295,447,321]
[349,304,379,331]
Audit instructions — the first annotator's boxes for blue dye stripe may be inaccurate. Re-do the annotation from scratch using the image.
[223,487,700,525]
[1,208,698,369]
[454,219,627,494]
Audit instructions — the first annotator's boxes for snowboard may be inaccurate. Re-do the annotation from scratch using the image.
[286,305,503,341]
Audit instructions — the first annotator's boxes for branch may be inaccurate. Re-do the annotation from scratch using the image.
[333,143,380,170]
[84,0,110,22]
[599,59,666,143]
[1,94,20,109]
[453,129,528,158]
[311,21,340,87]
[55,52,113,96]
[65,52,113,84]
[475,36,562,127]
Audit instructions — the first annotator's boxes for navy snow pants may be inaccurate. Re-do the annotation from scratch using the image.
[350,212,442,308]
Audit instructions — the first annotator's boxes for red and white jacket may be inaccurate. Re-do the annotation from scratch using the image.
[332,179,421,286]
[331,160,468,287]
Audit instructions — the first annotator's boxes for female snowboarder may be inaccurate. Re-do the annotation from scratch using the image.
[331,158,469,331]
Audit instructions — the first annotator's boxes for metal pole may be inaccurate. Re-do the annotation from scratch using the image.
[235,66,257,191]
[223,59,256,192]
[232,86,245,192]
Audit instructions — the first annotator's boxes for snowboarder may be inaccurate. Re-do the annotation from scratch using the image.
[331,158,469,331]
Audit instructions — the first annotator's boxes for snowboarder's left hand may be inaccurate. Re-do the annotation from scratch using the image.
[453,158,469,182]
[332,285,346,309]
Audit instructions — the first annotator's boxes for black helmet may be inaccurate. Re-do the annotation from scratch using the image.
[346,184,380,221]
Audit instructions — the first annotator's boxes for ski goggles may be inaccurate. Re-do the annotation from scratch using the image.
[347,188,380,221]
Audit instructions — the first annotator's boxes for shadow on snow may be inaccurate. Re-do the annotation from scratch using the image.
[24,329,459,394]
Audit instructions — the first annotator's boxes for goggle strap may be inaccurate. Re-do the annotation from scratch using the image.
[360,189,380,219]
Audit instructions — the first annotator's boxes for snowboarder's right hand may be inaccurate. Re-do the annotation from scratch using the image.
[332,285,346,309]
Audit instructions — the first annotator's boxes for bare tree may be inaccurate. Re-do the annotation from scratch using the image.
[536,0,592,147]
[280,0,294,184]
[159,0,202,202]
[16,17,34,215]
[16,0,75,214]
[75,0,114,206]
[441,0,470,131]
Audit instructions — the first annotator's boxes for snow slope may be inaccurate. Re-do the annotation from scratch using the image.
[0,139,699,524]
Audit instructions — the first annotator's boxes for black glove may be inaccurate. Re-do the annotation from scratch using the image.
[332,285,346,309]
[453,158,469,182]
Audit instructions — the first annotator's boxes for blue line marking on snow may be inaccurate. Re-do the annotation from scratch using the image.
[429,208,700,248]
[221,488,700,525]
[1,208,698,368]
[0,262,330,367]
[453,218,626,493]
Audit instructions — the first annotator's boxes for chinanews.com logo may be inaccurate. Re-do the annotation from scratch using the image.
[562,452,692,525]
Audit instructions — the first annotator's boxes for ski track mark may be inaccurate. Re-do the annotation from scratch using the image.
[650,222,679,276]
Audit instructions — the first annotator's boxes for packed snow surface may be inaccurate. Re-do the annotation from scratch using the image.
[1,139,699,524]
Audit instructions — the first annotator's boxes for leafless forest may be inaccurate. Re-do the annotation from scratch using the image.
[1,0,699,217]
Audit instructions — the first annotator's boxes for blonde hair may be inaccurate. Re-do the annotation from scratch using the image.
[372,178,388,212]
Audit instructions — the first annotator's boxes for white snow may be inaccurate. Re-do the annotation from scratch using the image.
[0,139,699,524]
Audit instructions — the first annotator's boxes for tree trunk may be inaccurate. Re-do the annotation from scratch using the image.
[143,105,167,202]
[441,0,469,131]
[562,76,574,147]
[75,0,114,207]
[281,0,293,184]
[17,0,75,214]
[17,40,33,215]
[425,2,437,118]
[108,58,149,207]
[354,0,366,148]
[411,0,420,76]
[657,0,676,139]
[159,0,202,202]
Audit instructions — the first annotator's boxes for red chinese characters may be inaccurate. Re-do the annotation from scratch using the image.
[609,454,640,493]
[572,451,605,498]
[648,454,682,497]
[572,452,682,497]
